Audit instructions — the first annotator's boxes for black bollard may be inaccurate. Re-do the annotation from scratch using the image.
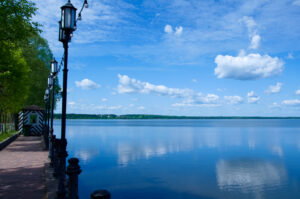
[53,137,59,176]
[90,190,111,199]
[66,158,82,199]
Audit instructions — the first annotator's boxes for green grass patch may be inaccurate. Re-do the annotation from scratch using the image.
[0,131,18,142]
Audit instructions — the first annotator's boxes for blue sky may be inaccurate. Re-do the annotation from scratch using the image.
[33,0,300,116]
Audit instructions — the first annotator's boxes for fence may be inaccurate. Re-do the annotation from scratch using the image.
[0,123,15,134]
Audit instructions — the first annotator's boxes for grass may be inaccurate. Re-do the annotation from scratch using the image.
[0,131,18,142]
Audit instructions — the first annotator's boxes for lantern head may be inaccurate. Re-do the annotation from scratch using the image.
[51,58,58,75]
[61,1,77,32]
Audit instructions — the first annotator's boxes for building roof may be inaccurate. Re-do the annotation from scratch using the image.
[23,105,44,111]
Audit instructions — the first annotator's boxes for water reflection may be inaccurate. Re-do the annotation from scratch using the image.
[216,159,287,193]
[52,120,300,199]
[74,149,99,163]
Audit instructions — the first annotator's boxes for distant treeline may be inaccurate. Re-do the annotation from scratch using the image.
[53,114,300,120]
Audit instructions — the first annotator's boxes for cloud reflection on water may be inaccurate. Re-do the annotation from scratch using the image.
[216,159,287,193]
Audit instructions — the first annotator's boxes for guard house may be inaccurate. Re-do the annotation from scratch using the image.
[18,105,45,136]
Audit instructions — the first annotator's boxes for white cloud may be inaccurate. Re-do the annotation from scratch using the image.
[270,102,281,109]
[95,105,122,110]
[102,98,108,102]
[242,16,257,32]
[138,106,145,110]
[249,34,261,49]
[75,79,100,90]
[117,74,219,106]
[192,79,198,83]
[164,24,183,36]
[247,91,260,103]
[164,24,173,34]
[68,101,76,106]
[224,96,243,105]
[214,53,284,80]
[175,26,183,36]
[296,89,300,95]
[282,99,300,106]
[265,82,282,94]
[241,16,261,49]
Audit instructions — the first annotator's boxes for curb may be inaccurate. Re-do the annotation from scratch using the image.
[0,133,20,151]
[45,162,59,199]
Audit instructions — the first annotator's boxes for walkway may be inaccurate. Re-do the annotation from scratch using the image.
[0,136,49,199]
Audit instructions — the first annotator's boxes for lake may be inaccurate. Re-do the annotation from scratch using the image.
[53,119,300,199]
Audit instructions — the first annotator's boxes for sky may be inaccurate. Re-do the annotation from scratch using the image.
[32,0,300,116]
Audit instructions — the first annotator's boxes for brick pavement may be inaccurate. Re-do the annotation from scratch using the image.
[0,136,49,199]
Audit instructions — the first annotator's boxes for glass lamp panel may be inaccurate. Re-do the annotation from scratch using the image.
[51,61,58,74]
[48,77,53,87]
[71,9,76,29]
[64,7,71,29]
[61,10,65,28]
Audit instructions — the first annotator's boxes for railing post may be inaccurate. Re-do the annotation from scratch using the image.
[66,158,82,199]
[53,137,59,177]
[90,190,111,199]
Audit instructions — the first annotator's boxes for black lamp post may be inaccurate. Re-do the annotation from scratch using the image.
[44,88,50,149]
[57,1,77,198]
[49,59,58,164]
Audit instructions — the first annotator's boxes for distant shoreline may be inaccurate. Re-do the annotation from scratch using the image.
[53,114,300,120]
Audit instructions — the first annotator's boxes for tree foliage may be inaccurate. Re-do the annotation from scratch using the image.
[0,42,31,113]
[0,0,39,44]
[0,0,59,129]
[21,35,53,107]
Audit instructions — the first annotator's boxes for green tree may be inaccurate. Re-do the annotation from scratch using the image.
[21,35,53,107]
[0,0,39,45]
[0,42,31,131]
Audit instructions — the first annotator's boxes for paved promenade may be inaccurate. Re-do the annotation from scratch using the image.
[0,136,49,199]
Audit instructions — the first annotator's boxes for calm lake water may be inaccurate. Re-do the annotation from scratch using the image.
[53,119,300,199]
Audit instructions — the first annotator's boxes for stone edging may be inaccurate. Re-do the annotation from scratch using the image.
[0,133,20,151]
[44,162,59,199]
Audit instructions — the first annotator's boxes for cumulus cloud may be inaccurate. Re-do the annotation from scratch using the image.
[164,24,183,36]
[265,83,282,94]
[296,89,300,95]
[224,96,243,105]
[164,24,173,34]
[117,74,219,106]
[214,52,284,80]
[102,98,108,102]
[75,79,100,90]
[282,99,300,106]
[175,26,183,36]
[247,91,260,103]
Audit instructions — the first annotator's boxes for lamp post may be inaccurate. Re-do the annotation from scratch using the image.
[44,88,50,149]
[49,59,58,165]
[57,1,77,198]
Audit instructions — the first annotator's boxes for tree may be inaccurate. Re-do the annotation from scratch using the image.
[0,0,39,45]
[0,42,31,131]
[21,35,53,107]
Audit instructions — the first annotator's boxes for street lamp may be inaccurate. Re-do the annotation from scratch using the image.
[51,58,58,76]
[57,1,77,198]
[49,59,58,165]
[44,88,50,149]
